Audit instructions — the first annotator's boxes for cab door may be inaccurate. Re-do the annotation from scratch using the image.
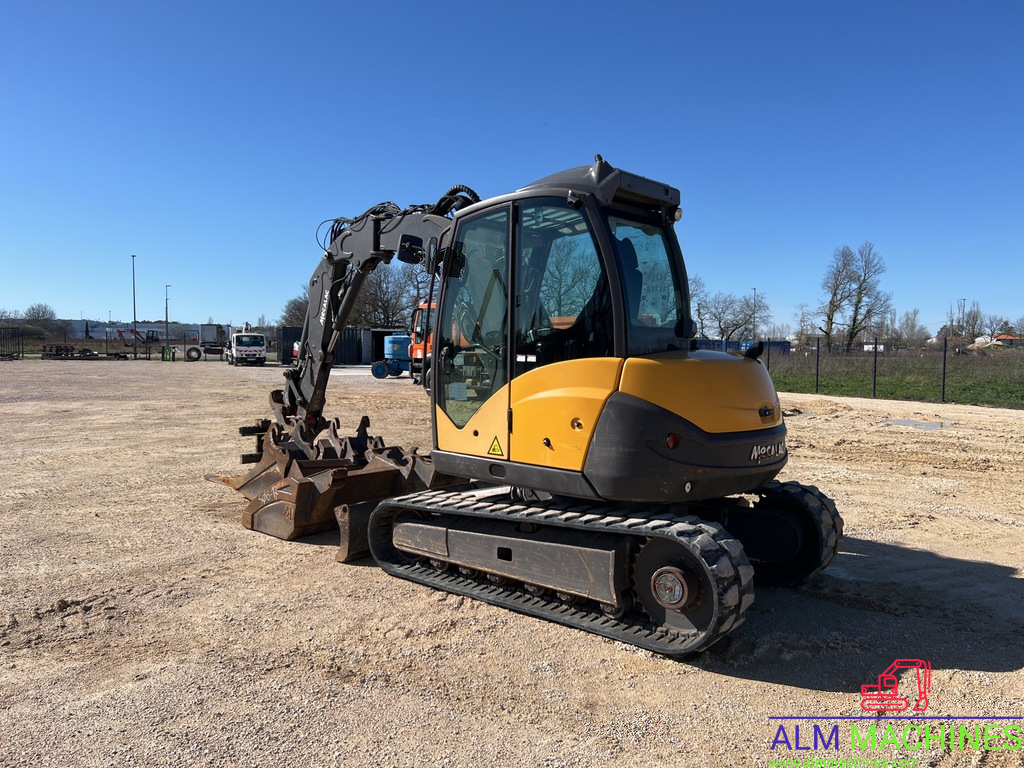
[509,199,623,472]
[434,206,511,460]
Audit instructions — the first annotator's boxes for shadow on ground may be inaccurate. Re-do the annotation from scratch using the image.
[697,536,1024,692]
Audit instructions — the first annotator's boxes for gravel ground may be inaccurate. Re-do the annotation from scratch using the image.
[1,359,1022,767]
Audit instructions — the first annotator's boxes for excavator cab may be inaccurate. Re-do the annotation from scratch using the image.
[430,159,786,506]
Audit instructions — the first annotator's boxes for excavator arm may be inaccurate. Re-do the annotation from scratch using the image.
[281,201,459,452]
[206,186,478,541]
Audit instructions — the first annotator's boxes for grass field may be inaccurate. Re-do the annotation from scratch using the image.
[767,343,1024,409]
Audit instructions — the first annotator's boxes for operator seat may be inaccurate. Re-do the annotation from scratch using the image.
[616,237,643,320]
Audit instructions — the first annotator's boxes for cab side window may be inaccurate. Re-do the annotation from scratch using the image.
[515,201,609,374]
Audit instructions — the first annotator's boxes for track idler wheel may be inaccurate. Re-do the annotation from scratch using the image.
[727,480,843,587]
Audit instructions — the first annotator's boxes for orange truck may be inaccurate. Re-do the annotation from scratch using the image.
[408,301,434,385]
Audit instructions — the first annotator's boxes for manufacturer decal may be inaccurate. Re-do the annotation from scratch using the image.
[751,440,786,463]
[317,287,331,327]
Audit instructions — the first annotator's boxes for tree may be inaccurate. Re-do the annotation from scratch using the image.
[892,309,929,348]
[982,314,1007,339]
[794,303,816,346]
[24,302,57,327]
[693,287,770,342]
[279,262,429,332]
[817,246,855,351]
[279,285,309,327]
[688,275,709,338]
[963,300,984,341]
[704,292,745,341]
[817,242,892,352]
[350,262,421,327]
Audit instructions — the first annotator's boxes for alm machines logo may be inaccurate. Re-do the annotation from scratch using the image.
[769,657,1024,758]
[860,659,931,713]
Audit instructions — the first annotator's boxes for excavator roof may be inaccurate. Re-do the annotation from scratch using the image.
[516,155,680,210]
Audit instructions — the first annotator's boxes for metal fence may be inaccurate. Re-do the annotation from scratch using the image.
[0,327,24,359]
[763,337,1023,409]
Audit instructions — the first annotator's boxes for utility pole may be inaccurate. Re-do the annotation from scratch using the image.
[751,288,758,341]
[165,284,172,342]
[131,254,138,358]
[958,297,966,353]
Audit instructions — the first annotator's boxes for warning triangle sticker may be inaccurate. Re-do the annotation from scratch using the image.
[487,437,504,457]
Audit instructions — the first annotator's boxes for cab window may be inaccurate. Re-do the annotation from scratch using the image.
[437,207,509,428]
[514,201,610,373]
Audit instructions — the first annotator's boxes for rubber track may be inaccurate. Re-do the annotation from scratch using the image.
[756,480,844,584]
[369,490,755,657]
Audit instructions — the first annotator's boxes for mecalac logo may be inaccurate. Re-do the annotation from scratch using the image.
[317,287,331,327]
[751,441,786,463]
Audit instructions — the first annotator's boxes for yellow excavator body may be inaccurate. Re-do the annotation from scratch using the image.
[208,156,842,656]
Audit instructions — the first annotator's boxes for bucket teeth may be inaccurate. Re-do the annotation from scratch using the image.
[207,416,465,542]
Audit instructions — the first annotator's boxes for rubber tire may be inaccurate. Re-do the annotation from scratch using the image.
[185,346,202,362]
[371,361,389,379]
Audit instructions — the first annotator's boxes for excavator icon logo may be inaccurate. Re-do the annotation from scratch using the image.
[860,659,931,712]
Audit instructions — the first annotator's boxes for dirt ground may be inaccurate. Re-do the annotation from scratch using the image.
[2,359,1022,768]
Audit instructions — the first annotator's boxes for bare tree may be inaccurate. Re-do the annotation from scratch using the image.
[943,304,960,339]
[842,243,892,352]
[817,246,855,351]
[688,275,709,338]
[400,262,432,313]
[893,309,930,348]
[350,262,423,327]
[817,242,891,352]
[24,302,56,323]
[23,303,57,335]
[279,285,309,327]
[795,303,816,346]
[704,292,746,341]
[982,313,1007,339]
[963,300,984,341]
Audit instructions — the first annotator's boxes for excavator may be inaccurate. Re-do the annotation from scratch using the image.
[208,156,842,656]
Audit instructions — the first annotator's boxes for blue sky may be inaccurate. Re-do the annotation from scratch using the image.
[2,1,1021,334]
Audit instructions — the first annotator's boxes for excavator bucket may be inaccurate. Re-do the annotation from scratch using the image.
[206,416,461,557]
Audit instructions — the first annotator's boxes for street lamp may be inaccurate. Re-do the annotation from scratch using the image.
[131,254,137,357]
[165,284,172,341]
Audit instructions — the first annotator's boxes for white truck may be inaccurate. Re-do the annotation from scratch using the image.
[225,324,267,366]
